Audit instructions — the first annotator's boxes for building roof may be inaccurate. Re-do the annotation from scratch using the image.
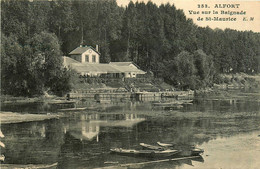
[112,65,145,74]
[63,57,146,74]
[109,62,140,69]
[69,46,100,55]
[71,63,121,74]
[63,56,80,67]
[109,62,133,66]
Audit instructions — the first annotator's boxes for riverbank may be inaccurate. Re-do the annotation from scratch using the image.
[1,73,259,103]
[0,95,75,104]
[0,162,58,169]
[195,73,260,98]
[214,73,260,89]
[0,112,60,124]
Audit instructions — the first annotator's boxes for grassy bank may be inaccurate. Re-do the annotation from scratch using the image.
[0,112,60,124]
[214,73,260,89]
[195,73,260,98]
[0,94,73,104]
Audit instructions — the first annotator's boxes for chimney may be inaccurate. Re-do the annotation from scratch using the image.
[96,45,99,52]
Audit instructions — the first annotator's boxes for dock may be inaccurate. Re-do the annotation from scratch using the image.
[68,89,194,100]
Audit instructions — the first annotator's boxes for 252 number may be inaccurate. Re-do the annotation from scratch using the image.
[197,4,209,8]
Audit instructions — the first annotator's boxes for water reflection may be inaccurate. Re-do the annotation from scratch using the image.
[64,113,146,142]
[1,119,64,164]
[0,91,259,168]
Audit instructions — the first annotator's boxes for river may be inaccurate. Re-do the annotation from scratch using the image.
[1,90,260,169]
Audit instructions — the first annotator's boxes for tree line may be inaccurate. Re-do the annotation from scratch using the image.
[1,0,260,96]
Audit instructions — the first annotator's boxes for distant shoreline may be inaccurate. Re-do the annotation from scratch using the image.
[1,73,259,104]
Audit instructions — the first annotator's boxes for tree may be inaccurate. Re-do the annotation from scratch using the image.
[1,31,72,96]
[172,51,197,90]
[1,34,24,95]
[1,0,260,94]
[48,68,73,96]
[26,32,63,93]
[1,0,30,45]
[48,0,74,39]
[193,50,215,87]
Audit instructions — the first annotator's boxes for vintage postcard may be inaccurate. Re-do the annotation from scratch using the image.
[1,0,259,168]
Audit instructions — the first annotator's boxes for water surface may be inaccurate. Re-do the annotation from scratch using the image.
[1,91,260,168]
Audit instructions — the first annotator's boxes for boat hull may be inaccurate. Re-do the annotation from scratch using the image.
[140,143,165,151]
[110,148,179,158]
[191,148,204,156]
[157,142,175,147]
[157,142,204,156]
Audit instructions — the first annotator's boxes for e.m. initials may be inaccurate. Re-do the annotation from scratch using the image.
[243,17,254,21]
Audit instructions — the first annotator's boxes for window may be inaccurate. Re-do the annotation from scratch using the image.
[92,55,96,63]
[85,55,89,62]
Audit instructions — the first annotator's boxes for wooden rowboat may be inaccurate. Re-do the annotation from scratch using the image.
[153,101,183,106]
[191,148,204,155]
[157,142,175,147]
[110,148,179,158]
[58,107,88,111]
[140,143,165,151]
[157,142,204,156]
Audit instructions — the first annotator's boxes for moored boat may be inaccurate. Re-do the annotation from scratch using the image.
[191,148,204,155]
[140,143,165,151]
[110,148,180,158]
[157,142,175,147]
[180,100,193,104]
[157,142,204,156]
[153,101,184,106]
[58,107,88,111]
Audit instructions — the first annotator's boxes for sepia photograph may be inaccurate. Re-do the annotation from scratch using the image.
[0,0,259,168]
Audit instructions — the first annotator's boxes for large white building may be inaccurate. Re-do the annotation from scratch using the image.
[64,45,146,78]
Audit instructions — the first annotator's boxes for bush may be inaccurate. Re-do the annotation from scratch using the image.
[48,68,75,96]
[223,76,231,84]
[213,74,224,84]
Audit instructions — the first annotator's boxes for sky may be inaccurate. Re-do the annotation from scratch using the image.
[116,0,260,32]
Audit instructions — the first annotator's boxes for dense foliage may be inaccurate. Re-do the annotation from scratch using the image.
[1,0,260,94]
[1,31,72,96]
